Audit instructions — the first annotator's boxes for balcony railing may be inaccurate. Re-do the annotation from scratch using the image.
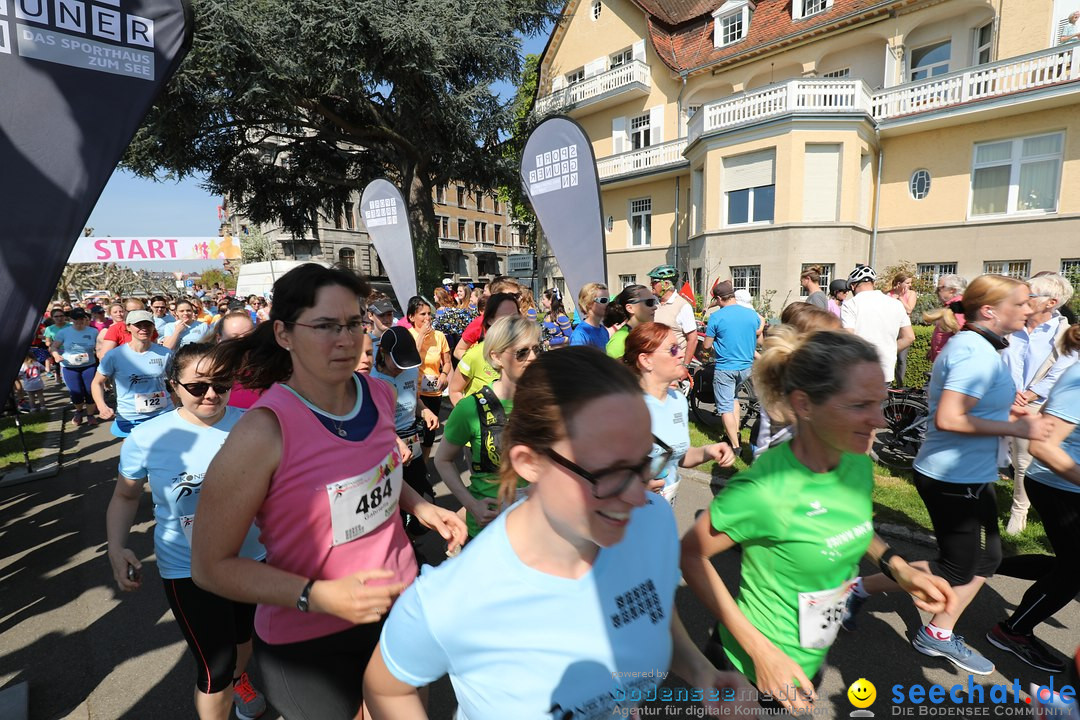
[438,238,460,250]
[535,60,651,115]
[597,138,689,181]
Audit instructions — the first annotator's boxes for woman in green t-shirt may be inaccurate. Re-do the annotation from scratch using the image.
[681,328,956,715]
[436,315,541,537]
[448,293,520,406]
[604,284,657,359]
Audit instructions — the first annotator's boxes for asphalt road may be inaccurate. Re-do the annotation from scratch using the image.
[0,407,1076,719]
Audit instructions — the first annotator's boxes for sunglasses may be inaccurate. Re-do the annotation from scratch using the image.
[656,343,680,357]
[628,297,659,308]
[513,345,542,362]
[177,381,232,397]
[593,297,610,304]
[543,435,673,499]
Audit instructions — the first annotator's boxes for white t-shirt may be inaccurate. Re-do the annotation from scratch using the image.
[379,496,680,720]
[841,290,910,382]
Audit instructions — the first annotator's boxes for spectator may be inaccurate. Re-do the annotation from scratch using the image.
[888,271,919,384]
[841,264,914,386]
[648,265,698,366]
[569,282,610,350]
[703,281,761,456]
[927,274,968,362]
[800,266,829,310]
[453,276,521,360]
[827,279,851,318]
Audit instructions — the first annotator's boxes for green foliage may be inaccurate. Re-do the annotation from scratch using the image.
[240,228,277,263]
[500,52,542,252]
[753,289,778,322]
[901,324,935,388]
[199,267,236,291]
[1065,268,1080,318]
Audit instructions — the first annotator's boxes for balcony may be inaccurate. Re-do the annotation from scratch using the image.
[438,238,461,250]
[535,60,651,116]
[597,138,689,183]
[473,241,498,254]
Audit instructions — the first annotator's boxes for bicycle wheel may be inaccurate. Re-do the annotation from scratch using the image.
[689,365,725,428]
[874,395,929,469]
[735,377,759,431]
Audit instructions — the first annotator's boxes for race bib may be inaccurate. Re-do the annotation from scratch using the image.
[797,580,855,649]
[180,514,195,545]
[421,374,440,393]
[64,352,90,366]
[134,391,166,414]
[404,434,421,464]
[326,451,403,546]
[659,480,680,507]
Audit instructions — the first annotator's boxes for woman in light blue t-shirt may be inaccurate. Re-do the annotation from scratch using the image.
[848,275,1051,677]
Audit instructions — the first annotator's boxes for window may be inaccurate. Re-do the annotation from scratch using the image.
[630,198,652,247]
[456,186,465,207]
[610,48,632,68]
[974,22,993,65]
[493,197,500,214]
[909,40,951,81]
[983,260,1030,279]
[439,216,449,238]
[719,12,744,45]
[693,268,704,295]
[687,104,701,119]
[494,224,502,244]
[435,185,446,204]
[727,186,774,225]
[971,133,1063,217]
[566,67,585,85]
[917,263,958,285]
[475,194,483,212]
[339,247,356,270]
[799,264,833,297]
[794,0,831,19]
[910,169,931,200]
[822,68,850,78]
[724,150,775,226]
[713,0,752,46]
[731,266,761,297]
[619,274,638,287]
[630,114,651,150]
[1061,259,1080,279]
[344,202,355,230]
[591,0,601,21]
[475,221,486,243]
[457,218,467,242]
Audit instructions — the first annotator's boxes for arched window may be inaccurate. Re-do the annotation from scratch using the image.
[339,247,356,270]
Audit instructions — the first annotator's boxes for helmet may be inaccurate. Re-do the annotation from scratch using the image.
[647,264,678,281]
[847,264,877,286]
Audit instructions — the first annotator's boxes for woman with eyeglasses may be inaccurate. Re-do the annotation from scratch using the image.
[436,315,540,538]
[681,329,955,715]
[569,282,610,349]
[448,292,521,406]
[105,343,269,720]
[624,323,735,506]
[189,264,466,720]
[365,347,753,719]
[605,284,657,359]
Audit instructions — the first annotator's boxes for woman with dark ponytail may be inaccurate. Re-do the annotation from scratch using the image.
[604,284,657,359]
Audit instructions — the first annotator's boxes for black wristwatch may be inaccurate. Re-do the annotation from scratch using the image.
[296,579,315,613]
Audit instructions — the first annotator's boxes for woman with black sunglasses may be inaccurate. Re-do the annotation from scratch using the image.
[366,347,754,719]
[624,322,735,506]
[105,343,269,720]
[605,284,658,359]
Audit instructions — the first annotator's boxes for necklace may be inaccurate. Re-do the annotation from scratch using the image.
[332,418,347,438]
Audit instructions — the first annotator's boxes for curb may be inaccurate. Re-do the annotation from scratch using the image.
[0,407,67,488]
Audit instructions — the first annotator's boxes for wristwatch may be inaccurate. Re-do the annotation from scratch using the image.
[296,579,315,613]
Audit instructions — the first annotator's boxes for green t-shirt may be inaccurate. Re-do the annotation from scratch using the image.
[458,341,499,398]
[606,325,630,359]
[44,323,68,344]
[443,391,518,537]
[709,443,873,683]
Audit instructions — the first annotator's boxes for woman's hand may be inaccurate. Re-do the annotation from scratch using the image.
[308,569,406,625]
[1013,413,1051,441]
[706,443,736,467]
[435,372,449,392]
[420,408,439,432]
[412,501,467,556]
[892,561,957,616]
[646,477,666,494]
[396,437,413,466]
[98,405,116,421]
[692,666,757,713]
[108,548,142,592]
[746,642,817,715]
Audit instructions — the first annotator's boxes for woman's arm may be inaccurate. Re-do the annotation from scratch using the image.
[448,364,467,407]
[864,536,955,616]
[436,350,452,391]
[1029,414,1080,486]
[363,644,428,720]
[105,474,146,592]
[669,608,755,710]
[91,371,114,419]
[935,389,1047,439]
[681,443,735,469]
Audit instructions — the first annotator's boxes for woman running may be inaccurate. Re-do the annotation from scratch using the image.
[407,296,452,464]
[448,292,520,405]
[189,264,465,720]
[162,299,212,350]
[681,329,954,714]
[91,309,173,437]
[105,343,267,720]
[844,274,1049,676]
[365,347,752,718]
[49,308,101,427]
[436,315,540,538]
[605,284,657,359]
[624,322,735,505]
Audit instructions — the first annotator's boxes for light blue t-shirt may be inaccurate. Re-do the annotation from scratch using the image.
[705,305,759,370]
[153,313,176,335]
[914,331,1016,484]
[1026,363,1080,494]
[162,320,211,347]
[98,343,174,420]
[52,325,99,368]
[570,321,609,350]
[369,367,419,437]
[644,390,690,489]
[380,496,680,720]
[119,407,265,578]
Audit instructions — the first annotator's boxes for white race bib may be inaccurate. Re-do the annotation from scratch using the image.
[797,580,854,649]
[421,374,440,393]
[134,391,166,414]
[326,452,403,546]
[180,514,195,545]
[659,480,680,507]
[64,352,90,366]
[404,434,421,464]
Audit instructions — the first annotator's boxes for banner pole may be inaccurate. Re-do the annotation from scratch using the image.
[8,391,34,474]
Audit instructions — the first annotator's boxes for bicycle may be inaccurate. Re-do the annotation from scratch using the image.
[686,358,760,434]
[874,384,930,470]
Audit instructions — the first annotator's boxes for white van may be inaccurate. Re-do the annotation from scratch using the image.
[234,260,330,299]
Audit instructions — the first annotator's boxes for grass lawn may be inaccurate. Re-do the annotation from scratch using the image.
[0,415,50,473]
[688,420,1051,557]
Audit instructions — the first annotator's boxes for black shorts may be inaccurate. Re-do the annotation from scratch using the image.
[913,470,1002,585]
[162,576,257,693]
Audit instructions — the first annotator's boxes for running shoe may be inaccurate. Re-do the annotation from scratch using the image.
[72,410,85,426]
[841,591,868,632]
[17,400,32,414]
[86,414,99,427]
[232,672,266,720]
[912,628,994,675]
[986,622,1065,673]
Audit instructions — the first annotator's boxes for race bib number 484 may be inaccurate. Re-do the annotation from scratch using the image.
[326,452,403,546]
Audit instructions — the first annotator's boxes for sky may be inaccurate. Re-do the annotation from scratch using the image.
[83,28,553,273]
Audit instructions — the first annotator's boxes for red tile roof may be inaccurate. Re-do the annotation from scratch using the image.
[630,0,719,25]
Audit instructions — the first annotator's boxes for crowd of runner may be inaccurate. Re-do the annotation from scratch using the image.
[12,263,1080,718]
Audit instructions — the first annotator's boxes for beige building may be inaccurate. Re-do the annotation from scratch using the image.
[534,0,1080,310]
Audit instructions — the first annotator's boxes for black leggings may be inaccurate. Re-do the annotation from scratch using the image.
[252,621,384,720]
[419,395,442,447]
[163,577,256,693]
[913,471,1002,585]
[1005,480,1080,635]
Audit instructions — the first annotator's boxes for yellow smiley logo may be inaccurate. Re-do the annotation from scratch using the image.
[848,678,876,709]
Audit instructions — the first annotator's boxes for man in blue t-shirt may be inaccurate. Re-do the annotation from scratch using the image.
[704,281,760,453]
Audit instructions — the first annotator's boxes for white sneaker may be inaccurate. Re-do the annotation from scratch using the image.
[1005,509,1027,535]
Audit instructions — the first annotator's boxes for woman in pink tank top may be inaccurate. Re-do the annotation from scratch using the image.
[189,264,466,720]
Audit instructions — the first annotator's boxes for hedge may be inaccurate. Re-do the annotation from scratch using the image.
[901,324,935,388]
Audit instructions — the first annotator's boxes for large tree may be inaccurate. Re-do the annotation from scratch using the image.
[124,0,560,295]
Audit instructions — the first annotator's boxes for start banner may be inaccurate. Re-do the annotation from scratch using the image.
[70,236,240,263]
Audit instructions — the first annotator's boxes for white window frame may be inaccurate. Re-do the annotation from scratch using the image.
[731,266,761,297]
[630,113,651,150]
[822,68,850,78]
[591,0,601,21]
[910,169,931,200]
[629,198,652,248]
[713,0,752,47]
[609,48,633,68]
[566,67,585,85]
[917,263,958,285]
[969,132,1063,218]
[794,0,831,20]
[725,185,775,227]
[909,39,951,81]
[974,21,993,65]
[983,260,1030,279]
[619,274,638,288]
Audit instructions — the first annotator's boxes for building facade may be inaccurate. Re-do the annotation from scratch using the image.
[534,0,1080,308]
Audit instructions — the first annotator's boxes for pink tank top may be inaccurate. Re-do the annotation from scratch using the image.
[252,376,419,644]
